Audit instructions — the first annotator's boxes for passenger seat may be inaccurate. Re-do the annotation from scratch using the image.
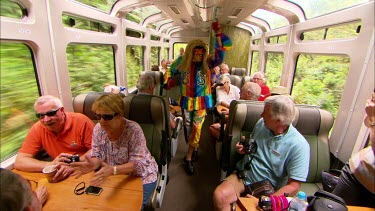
[219,100,334,196]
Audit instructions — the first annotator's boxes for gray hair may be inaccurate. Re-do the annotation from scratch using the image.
[34,95,63,110]
[253,71,265,79]
[0,168,33,211]
[242,82,261,100]
[136,74,154,90]
[264,95,295,125]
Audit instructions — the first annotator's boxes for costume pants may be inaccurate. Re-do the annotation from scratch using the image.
[332,163,375,208]
[186,109,206,149]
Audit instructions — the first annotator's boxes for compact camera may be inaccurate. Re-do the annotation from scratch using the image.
[68,154,80,163]
[239,138,257,154]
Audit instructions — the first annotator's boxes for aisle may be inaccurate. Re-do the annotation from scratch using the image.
[156,112,222,211]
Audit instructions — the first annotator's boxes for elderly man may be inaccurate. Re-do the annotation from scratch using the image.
[14,95,95,182]
[252,71,270,101]
[164,22,231,175]
[213,95,310,211]
[215,75,240,108]
[220,64,230,76]
[209,82,261,141]
[137,74,182,130]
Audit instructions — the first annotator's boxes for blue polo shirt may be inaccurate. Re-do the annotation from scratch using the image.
[236,118,310,190]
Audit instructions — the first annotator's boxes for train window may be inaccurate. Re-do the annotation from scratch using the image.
[126,29,144,38]
[252,39,260,45]
[150,47,160,69]
[265,53,284,88]
[1,0,25,19]
[173,43,187,60]
[163,48,169,61]
[126,5,161,24]
[252,9,289,30]
[151,35,161,41]
[250,51,260,73]
[74,0,116,13]
[67,44,115,97]
[147,23,157,30]
[292,54,350,118]
[0,43,39,162]
[288,0,368,19]
[300,21,362,41]
[62,14,114,33]
[267,35,288,44]
[126,46,144,88]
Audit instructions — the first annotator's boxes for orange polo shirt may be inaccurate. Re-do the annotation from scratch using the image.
[19,112,95,159]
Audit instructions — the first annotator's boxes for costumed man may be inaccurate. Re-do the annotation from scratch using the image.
[164,21,231,175]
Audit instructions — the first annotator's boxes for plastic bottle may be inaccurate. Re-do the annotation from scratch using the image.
[288,191,308,211]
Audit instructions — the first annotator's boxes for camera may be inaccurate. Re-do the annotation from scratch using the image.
[239,138,257,154]
[68,154,80,163]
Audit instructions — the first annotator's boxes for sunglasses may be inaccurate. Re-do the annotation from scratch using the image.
[94,113,118,121]
[35,108,61,119]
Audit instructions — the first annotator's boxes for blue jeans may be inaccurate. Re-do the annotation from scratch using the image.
[142,181,157,210]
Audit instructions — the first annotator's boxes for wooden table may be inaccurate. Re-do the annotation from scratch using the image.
[235,197,374,211]
[13,169,143,211]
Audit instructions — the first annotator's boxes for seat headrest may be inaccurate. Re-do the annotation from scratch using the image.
[295,107,321,135]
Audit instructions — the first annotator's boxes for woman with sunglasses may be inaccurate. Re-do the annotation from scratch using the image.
[71,93,158,209]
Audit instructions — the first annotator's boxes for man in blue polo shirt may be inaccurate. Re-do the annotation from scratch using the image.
[213,95,310,210]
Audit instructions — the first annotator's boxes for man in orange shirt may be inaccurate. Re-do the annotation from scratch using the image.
[14,95,94,182]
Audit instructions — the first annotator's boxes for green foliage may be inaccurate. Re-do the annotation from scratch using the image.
[1,43,39,161]
[265,53,284,88]
[150,47,160,69]
[67,45,115,97]
[0,0,23,19]
[126,46,144,88]
[292,54,349,117]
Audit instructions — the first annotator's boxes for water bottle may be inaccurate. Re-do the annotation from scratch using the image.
[288,191,308,211]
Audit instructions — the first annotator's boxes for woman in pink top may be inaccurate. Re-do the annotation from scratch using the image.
[71,93,158,209]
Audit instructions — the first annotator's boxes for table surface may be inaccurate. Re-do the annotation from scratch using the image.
[13,169,143,211]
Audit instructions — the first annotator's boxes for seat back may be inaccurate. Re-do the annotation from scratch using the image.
[220,101,334,195]
[139,70,164,96]
[228,75,242,89]
[241,76,252,88]
[123,94,171,208]
[73,92,125,121]
[230,67,246,76]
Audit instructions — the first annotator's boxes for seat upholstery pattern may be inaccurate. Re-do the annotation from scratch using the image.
[140,70,164,96]
[220,100,334,196]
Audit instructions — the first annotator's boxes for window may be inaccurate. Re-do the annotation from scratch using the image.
[300,21,362,41]
[0,43,39,161]
[252,9,288,29]
[173,43,187,60]
[126,29,144,38]
[163,48,169,61]
[0,0,24,19]
[67,45,115,97]
[267,35,288,44]
[74,0,117,13]
[292,54,350,118]
[126,46,144,88]
[150,47,160,69]
[250,51,260,74]
[62,14,114,33]
[265,53,284,88]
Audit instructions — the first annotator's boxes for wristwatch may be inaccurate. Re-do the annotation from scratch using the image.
[113,166,117,175]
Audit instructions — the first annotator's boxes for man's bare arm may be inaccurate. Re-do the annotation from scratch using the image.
[273,178,301,197]
[14,152,53,172]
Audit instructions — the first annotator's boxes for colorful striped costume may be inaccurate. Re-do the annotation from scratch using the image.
[165,36,231,148]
